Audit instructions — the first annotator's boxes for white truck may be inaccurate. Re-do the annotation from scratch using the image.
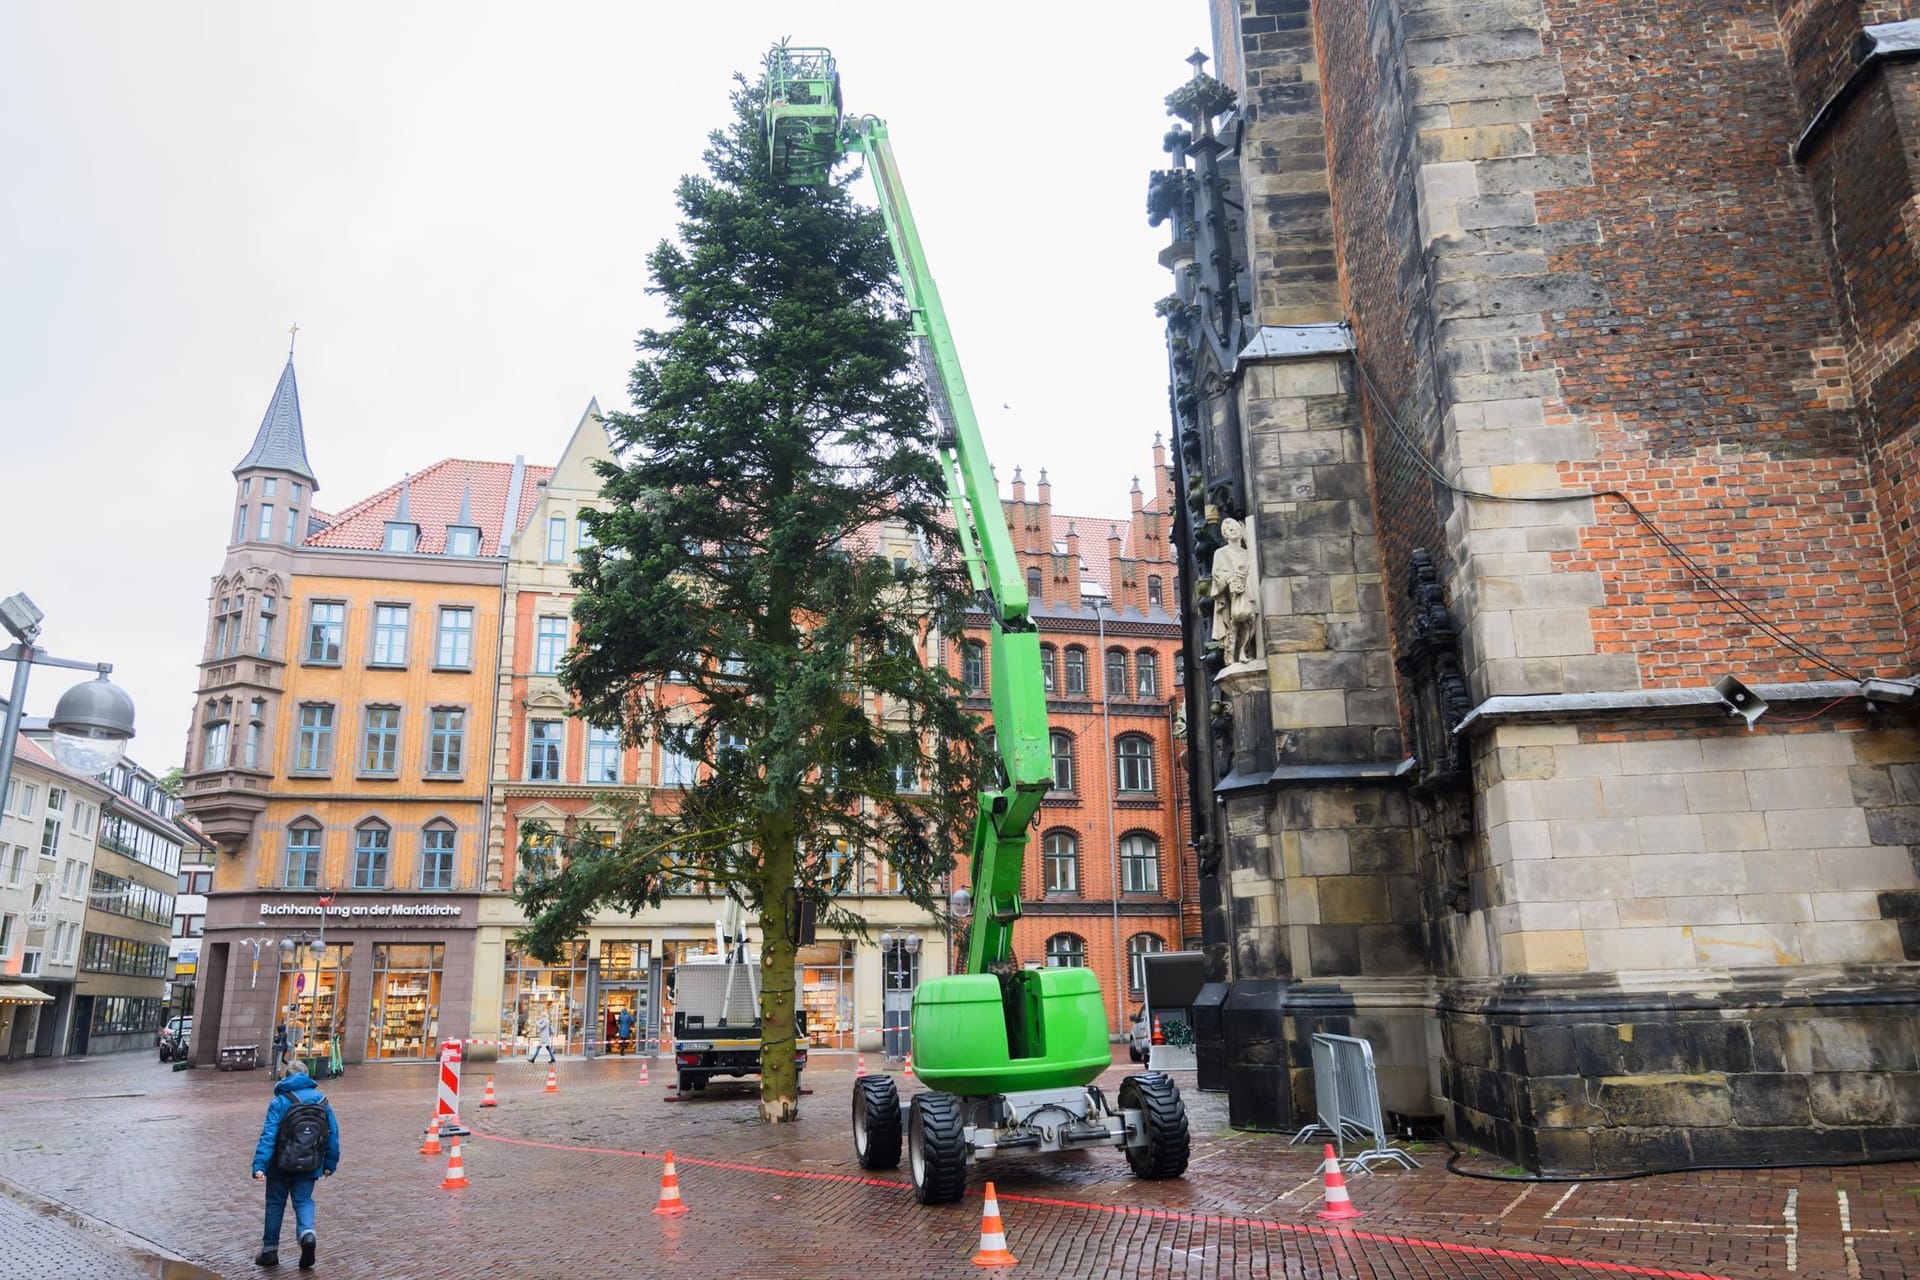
[671,917,809,1094]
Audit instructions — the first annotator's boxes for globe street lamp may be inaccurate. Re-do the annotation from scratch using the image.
[0,592,137,793]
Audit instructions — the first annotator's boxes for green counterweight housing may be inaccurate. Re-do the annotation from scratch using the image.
[762,45,1108,1094]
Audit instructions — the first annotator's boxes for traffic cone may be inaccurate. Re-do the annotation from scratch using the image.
[479,1075,498,1108]
[1151,1016,1166,1046]
[970,1180,1017,1266]
[418,1114,442,1156]
[652,1149,690,1216]
[856,1053,867,1077]
[439,1136,469,1190]
[902,1053,913,1077]
[545,1066,559,1094]
[639,1057,650,1086]
[1316,1144,1361,1220]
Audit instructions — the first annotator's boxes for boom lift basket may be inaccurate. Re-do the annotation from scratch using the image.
[764,45,844,186]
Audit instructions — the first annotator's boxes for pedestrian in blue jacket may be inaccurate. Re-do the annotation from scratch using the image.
[250,1063,341,1269]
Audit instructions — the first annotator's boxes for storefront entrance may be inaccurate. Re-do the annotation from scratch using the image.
[366,943,445,1060]
[276,943,352,1069]
[589,941,649,1056]
[797,940,854,1050]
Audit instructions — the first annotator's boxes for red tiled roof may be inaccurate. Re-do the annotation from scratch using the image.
[9,734,112,795]
[304,458,554,556]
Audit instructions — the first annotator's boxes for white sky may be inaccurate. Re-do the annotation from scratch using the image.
[0,2,1208,767]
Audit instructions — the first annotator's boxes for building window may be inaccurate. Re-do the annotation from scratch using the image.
[284,823,321,889]
[1136,650,1158,698]
[353,822,390,888]
[546,515,567,562]
[285,507,300,545]
[1045,933,1086,968]
[370,604,410,666]
[1117,734,1155,793]
[446,526,478,557]
[295,704,335,773]
[4,778,36,819]
[200,716,229,772]
[257,503,275,541]
[263,478,277,498]
[235,504,248,543]
[383,522,417,553]
[257,595,276,656]
[1105,648,1127,699]
[585,724,621,784]
[963,640,986,692]
[243,715,263,771]
[427,708,465,776]
[659,739,696,788]
[1064,646,1087,696]
[576,517,595,551]
[361,706,401,775]
[528,720,563,782]
[534,616,568,676]
[1042,831,1079,893]
[1128,932,1165,991]
[1039,644,1057,694]
[1147,574,1163,607]
[1026,565,1041,598]
[1049,731,1075,793]
[1120,833,1161,893]
[0,913,14,960]
[893,759,918,792]
[421,823,457,889]
[306,602,345,663]
[436,607,474,669]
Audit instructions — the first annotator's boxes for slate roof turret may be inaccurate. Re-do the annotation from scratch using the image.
[233,358,319,488]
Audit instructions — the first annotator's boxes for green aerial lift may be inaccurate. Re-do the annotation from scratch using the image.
[762,44,1190,1204]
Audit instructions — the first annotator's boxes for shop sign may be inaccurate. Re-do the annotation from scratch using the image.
[259,902,463,920]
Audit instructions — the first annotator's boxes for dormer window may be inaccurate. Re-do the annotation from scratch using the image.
[446,526,480,557]
[383,522,418,553]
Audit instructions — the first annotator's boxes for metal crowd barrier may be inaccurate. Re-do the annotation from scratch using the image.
[1289,1032,1419,1173]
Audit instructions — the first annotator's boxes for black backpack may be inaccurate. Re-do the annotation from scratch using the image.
[273,1095,330,1176]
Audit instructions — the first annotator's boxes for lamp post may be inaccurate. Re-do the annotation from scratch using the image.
[278,919,330,1074]
[0,592,138,794]
[877,928,922,1058]
[1086,592,1126,1034]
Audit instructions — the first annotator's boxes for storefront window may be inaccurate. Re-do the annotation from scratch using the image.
[366,943,445,1060]
[796,940,854,1050]
[593,940,650,1055]
[275,943,353,1067]
[501,940,587,1054]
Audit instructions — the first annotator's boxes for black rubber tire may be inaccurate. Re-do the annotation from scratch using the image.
[852,1074,902,1170]
[1120,1073,1190,1179]
[1128,1045,1143,1063]
[908,1091,968,1204]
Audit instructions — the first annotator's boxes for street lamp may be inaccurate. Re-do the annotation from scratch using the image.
[1085,591,1126,1034]
[0,592,137,794]
[878,929,923,1059]
[279,925,330,1073]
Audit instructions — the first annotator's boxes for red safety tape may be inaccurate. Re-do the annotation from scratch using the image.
[470,1132,1734,1280]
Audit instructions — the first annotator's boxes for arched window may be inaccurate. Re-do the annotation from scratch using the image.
[1127,932,1165,991]
[1026,565,1042,598]
[284,822,322,889]
[201,700,229,770]
[353,820,391,889]
[1042,831,1079,893]
[1135,650,1158,698]
[1039,644,1058,694]
[1117,734,1155,793]
[1105,648,1127,698]
[1064,646,1087,696]
[1120,832,1160,893]
[1049,731,1075,793]
[1045,933,1087,968]
[421,821,457,890]
[963,640,986,691]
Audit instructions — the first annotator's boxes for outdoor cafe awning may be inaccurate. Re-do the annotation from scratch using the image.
[0,983,52,1005]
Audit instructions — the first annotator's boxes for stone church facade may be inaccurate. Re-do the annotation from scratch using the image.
[1154,0,1920,1169]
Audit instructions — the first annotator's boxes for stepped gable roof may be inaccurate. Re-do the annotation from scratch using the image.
[233,359,318,486]
[305,458,553,556]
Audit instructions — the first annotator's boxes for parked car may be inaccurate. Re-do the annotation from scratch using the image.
[1127,1008,1150,1062]
[157,1015,191,1062]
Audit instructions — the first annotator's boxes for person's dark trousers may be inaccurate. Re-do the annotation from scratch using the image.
[262,1173,318,1248]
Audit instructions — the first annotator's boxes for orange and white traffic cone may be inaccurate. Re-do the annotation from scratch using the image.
[652,1149,690,1216]
[439,1136,469,1190]
[1316,1144,1361,1220]
[970,1180,1018,1266]
[1151,1016,1166,1046]
[902,1053,913,1077]
[545,1066,559,1094]
[855,1053,867,1078]
[639,1057,650,1086]
[418,1113,443,1156]
[479,1075,498,1108]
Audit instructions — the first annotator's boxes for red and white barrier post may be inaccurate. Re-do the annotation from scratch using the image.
[437,1039,468,1135]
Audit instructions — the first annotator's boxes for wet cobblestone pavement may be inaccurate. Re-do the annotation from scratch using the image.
[2,1051,1916,1278]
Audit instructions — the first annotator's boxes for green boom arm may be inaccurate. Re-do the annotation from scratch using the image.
[762,46,1050,975]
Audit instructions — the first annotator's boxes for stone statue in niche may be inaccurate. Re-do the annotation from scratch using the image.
[1208,516,1257,666]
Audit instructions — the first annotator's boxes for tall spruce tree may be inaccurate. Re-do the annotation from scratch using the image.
[512,76,982,1123]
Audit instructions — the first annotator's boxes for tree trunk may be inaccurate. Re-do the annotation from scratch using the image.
[757,820,800,1122]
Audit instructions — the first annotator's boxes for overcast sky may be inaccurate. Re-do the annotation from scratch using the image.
[0,3,1208,769]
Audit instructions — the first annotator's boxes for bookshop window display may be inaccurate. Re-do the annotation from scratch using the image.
[797,940,854,1050]
[275,942,353,1062]
[502,940,587,1052]
[367,943,445,1060]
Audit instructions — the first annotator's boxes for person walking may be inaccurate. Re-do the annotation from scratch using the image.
[616,1007,635,1056]
[250,1061,340,1270]
[528,1011,556,1064]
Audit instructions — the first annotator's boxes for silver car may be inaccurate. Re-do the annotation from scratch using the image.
[1127,1008,1150,1062]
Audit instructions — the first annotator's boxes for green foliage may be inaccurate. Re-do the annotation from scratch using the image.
[514,74,981,971]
